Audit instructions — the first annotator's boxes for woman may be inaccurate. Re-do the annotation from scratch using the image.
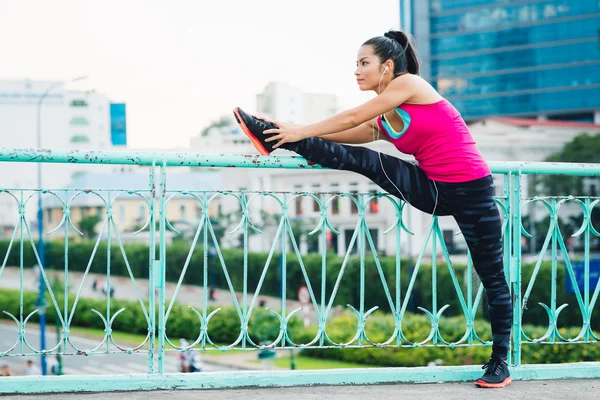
[233,30,512,389]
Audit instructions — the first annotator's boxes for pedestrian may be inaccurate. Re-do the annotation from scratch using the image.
[24,360,41,375]
[178,338,191,373]
[0,364,14,376]
[233,29,512,388]
[209,286,218,302]
[101,281,115,298]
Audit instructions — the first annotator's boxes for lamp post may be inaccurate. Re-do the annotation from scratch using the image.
[36,76,86,375]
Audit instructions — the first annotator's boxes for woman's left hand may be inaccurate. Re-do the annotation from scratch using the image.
[264,125,307,149]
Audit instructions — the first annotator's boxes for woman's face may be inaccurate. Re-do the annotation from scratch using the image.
[355,45,387,92]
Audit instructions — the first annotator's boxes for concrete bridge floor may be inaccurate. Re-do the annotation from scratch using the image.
[5,379,600,400]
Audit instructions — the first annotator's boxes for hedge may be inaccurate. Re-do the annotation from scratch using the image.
[1,288,598,367]
[297,311,600,366]
[0,240,596,328]
[0,288,298,345]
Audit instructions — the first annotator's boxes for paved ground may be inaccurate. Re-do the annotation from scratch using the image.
[0,323,237,376]
[2,379,599,399]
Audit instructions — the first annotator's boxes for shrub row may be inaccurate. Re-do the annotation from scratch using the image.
[1,288,598,367]
[0,240,595,327]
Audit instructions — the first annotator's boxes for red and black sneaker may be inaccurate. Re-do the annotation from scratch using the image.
[233,107,278,155]
[475,357,511,388]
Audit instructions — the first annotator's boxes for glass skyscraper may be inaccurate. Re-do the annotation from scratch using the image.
[402,0,600,122]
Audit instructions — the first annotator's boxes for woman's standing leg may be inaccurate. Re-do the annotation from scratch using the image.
[438,175,512,387]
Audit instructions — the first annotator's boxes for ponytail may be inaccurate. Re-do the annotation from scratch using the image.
[363,30,420,76]
[383,30,420,75]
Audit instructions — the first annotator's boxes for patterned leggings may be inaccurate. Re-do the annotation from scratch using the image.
[286,138,513,360]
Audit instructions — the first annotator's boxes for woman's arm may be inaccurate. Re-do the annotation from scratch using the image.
[264,75,417,148]
[318,118,388,144]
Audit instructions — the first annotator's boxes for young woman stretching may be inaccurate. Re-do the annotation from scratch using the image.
[233,30,512,389]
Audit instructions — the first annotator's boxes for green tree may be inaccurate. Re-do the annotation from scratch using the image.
[200,116,233,137]
[78,215,100,238]
[537,133,600,196]
[290,217,319,252]
[533,133,600,252]
[210,211,235,244]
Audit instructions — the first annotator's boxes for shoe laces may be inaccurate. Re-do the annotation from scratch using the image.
[254,117,269,130]
[482,358,504,376]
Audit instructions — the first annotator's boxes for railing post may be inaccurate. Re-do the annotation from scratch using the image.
[511,172,522,366]
[157,161,167,373]
[358,194,365,346]
[148,162,156,374]
[502,174,512,362]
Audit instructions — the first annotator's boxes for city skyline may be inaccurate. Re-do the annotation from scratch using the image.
[0,0,399,150]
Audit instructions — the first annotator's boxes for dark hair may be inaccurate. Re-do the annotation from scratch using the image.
[362,30,420,76]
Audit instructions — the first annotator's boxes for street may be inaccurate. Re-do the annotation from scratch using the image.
[0,323,235,376]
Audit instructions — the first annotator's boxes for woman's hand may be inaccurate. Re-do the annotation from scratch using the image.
[251,114,306,148]
[263,123,307,149]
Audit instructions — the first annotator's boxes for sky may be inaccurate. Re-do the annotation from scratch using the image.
[0,0,400,149]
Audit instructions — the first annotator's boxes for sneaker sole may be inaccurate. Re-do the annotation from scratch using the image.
[233,108,270,156]
[475,377,512,388]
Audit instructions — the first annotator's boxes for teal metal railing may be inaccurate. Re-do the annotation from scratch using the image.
[0,147,599,393]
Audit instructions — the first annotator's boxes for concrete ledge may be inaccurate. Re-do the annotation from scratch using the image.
[3,362,600,394]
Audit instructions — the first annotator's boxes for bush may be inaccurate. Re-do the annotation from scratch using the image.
[299,310,600,367]
[1,240,596,329]
[1,289,598,367]
[0,288,301,346]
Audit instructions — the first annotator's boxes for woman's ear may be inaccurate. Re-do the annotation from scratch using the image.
[385,61,393,74]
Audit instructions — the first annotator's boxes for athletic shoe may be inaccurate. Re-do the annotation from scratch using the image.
[233,107,278,155]
[475,356,511,388]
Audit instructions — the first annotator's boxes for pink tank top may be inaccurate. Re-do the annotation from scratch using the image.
[376,99,490,183]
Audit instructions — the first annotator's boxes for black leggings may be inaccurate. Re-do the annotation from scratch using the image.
[286,138,512,360]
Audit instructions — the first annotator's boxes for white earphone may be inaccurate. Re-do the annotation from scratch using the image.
[369,67,439,228]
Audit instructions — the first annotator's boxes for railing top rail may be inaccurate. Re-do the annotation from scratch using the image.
[1,147,599,176]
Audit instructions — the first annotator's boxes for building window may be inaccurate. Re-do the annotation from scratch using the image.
[369,188,379,214]
[294,185,303,216]
[349,183,359,215]
[70,99,88,107]
[368,229,379,252]
[96,206,103,218]
[180,204,186,220]
[47,209,53,224]
[70,135,90,143]
[81,207,88,218]
[312,184,320,212]
[70,117,89,126]
[331,183,340,215]
[345,229,357,254]
[443,230,456,254]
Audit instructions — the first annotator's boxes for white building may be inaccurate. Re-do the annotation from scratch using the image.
[256,82,337,125]
[189,115,256,154]
[0,79,127,236]
[42,171,222,245]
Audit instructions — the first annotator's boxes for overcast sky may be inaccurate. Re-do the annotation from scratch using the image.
[0,0,400,149]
